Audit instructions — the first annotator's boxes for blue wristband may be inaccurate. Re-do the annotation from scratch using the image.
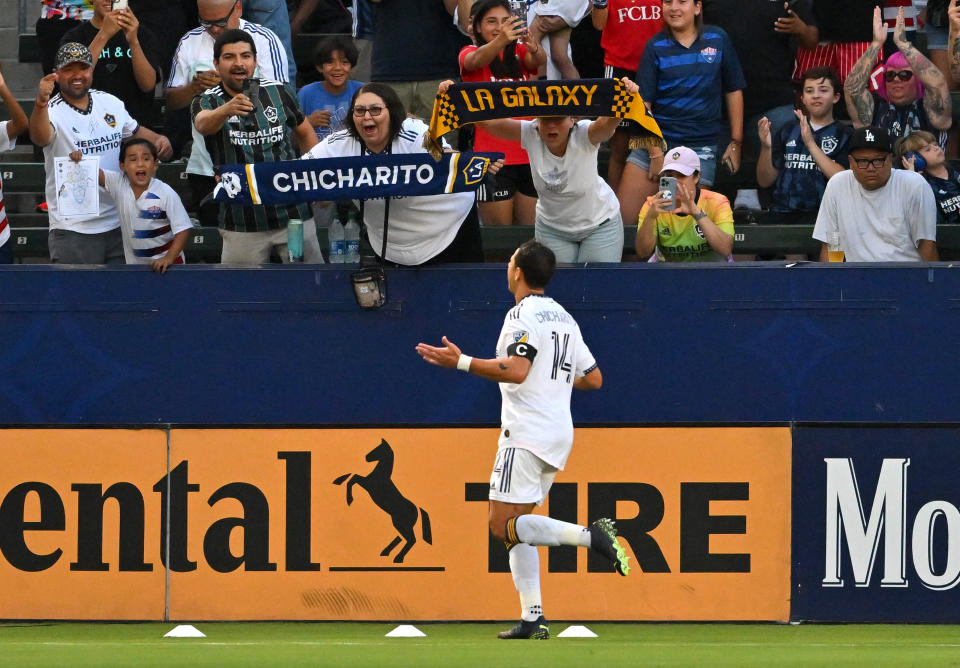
[593,0,607,7]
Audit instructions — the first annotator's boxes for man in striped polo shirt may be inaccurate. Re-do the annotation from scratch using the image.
[192,29,320,263]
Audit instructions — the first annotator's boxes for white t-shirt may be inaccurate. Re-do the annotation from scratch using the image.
[520,119,620,234]
[303,118,474,266]
[169,19,290,177]
[44,90,139,234]
[0,121,16,248]
[496,294,597,470]
[812,168,937,262]
[102,172,193,264]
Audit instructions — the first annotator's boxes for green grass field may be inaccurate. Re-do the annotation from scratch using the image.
[2,622,960,667]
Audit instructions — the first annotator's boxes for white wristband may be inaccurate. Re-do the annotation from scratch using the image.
[457,354,473,372]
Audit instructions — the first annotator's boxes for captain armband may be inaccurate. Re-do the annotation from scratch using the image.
[506,341,538,362]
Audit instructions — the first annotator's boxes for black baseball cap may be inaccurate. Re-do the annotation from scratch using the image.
[850,126,892,153]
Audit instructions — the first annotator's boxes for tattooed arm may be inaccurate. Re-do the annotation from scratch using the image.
[949,0,960,84]
[894,8,952,130]
[843,6,886,127]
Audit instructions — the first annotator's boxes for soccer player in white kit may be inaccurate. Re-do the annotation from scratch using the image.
[416,240,630,639]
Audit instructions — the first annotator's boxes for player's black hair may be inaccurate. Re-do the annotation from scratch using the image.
[514,240,556,289]
[213,29,257,62]
[119,137,158,162]
[471,0,522,80]
[313,35,359,69]
[347,83,407,148]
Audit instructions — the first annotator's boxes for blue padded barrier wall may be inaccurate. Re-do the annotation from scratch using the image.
[0,262,958,425]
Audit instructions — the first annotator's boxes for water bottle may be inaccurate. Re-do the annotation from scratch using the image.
[344,211,361,264]
[329,214,345,263]
[286,219,303,263]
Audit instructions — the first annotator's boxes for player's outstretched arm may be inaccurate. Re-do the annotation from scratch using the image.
[416,336,531,384]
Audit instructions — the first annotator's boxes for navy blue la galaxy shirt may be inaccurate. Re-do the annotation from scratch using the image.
[924,166,960,224]
[771,120,851,213]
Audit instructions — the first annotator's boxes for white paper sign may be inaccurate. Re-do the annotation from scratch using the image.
[54,156,99,218]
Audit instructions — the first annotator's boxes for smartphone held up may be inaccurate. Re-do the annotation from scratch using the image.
[112,0,129,11]
[508,0,528,34]
[659,176,677,212]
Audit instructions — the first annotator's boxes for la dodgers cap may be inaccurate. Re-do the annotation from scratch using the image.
[850,126,892,153]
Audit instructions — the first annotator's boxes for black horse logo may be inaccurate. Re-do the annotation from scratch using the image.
[333,439,432,563]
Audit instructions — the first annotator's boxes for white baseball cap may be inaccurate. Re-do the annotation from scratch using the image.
[659,146,700,176]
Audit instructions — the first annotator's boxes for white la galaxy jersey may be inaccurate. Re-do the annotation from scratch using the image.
[44,90,138,233]
[496,294,597,469]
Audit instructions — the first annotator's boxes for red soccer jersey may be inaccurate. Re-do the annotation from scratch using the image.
[459,44,538,165]
[600,0,663,71]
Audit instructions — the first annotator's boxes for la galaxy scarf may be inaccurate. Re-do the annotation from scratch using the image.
[425,78,664,159]
[212,151,502,206]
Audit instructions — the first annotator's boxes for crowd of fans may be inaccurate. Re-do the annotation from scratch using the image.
[5,0,960,267]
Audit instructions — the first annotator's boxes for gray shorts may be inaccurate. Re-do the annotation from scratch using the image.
[48,227,125,264]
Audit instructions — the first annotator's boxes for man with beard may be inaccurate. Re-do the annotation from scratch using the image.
[192,29,319,263]
[30,42,173,264]
[167,0,290,223]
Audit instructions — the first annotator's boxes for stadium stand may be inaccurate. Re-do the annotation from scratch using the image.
[8,11,960,263]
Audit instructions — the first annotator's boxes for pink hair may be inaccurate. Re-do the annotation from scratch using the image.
[876,52,924,102]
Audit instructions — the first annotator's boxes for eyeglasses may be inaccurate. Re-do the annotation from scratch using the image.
[353,105,385,117]
[852,156,889,169]
[200,0,239,29]
[884,69,914,82]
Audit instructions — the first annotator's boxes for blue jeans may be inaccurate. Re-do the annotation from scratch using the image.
[535,213,624,263]
[627,145,718,186]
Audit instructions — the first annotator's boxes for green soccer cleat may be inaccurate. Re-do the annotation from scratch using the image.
[589,518,631,576]
[497,616,550,639]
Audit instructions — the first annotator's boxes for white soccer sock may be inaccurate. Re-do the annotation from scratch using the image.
[515,514,592,548]
[509,543,543,622]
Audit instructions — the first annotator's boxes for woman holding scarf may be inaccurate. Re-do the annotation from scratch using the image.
[437,78,639,263]
[303,82,487,267]
[460,0,545,226]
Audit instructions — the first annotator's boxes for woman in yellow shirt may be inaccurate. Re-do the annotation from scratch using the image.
[635,146,735,262]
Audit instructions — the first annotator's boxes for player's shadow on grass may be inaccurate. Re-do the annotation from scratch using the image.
[333,439,433,563]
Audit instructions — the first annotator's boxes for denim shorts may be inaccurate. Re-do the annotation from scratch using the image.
[926,23,949,51]
[626,144,718,187]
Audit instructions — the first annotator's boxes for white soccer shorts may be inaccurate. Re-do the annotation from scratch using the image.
[488,447,558,505]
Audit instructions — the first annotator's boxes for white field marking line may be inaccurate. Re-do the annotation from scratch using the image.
[7,640,960,649]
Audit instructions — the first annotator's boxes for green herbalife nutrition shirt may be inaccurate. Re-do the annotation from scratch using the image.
[193,81,310,232]
[638,189,735,262]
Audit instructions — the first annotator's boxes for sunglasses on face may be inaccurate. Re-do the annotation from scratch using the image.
[353,105,385,117]
[200,0,239,29]
[852,156,889,169]
[884,69,914,82]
